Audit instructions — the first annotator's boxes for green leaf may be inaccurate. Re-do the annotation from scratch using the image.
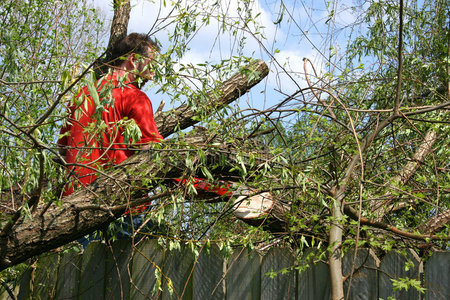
[86,80,100,107]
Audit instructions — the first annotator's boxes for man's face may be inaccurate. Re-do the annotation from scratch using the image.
[133,46,157,88]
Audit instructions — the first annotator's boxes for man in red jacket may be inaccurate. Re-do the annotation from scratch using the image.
[58,33,166,246]
[59,33,273,245]
[58,33,163,195]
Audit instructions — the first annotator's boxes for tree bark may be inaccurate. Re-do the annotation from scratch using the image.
[419,209,450,234]
[329,187,345,300]
[95,0,131,77]
[370,129,437,219]
[155,60,269,138]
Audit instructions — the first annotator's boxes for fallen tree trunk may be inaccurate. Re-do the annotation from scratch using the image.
[0,138,291,271]
[0,145,183,270]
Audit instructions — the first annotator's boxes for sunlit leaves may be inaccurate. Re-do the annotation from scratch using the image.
[0,0,106,197]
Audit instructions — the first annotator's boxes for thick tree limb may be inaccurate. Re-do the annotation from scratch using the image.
[154,60,269,137]
[0,138,286,271]
[370,129,437,219]
[95,0,131,76]
[398,130,437,184]
[108,0,131,55]
[419,209,450,234]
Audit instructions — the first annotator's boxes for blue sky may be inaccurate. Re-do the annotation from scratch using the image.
[91,0,366,114]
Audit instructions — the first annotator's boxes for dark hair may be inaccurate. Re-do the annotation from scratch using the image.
[109,33,160,66]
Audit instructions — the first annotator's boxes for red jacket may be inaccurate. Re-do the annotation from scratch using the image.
[58,75,163,195]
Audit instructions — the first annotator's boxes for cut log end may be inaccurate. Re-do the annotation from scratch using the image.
[232,192,274,219]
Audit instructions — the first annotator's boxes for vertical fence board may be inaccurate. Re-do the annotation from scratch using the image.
[131,239,166,299]
[32,253,59,300]
[105,240,133,300]
[379,249,423,300]
[78,241,107,299]
[226,248,261,300]
[343,248,379,300]
[130,239,165,300]
[261,247,296,300]
[193,244,225,300]
[162,245,194,300]
[297,249,330,300]
[55,250,81,300]
[425,251,450,300]
[16,266,33,300]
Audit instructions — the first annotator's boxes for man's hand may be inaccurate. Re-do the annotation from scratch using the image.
[139,144,151,150]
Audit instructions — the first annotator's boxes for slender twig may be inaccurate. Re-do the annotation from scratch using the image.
[0,79,61,85]
[394,0,404,115]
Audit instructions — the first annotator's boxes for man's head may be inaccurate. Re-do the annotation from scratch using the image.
[110,33,160,88]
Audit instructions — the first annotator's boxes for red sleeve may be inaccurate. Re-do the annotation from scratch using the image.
[128,91,163,143]
[58,92,81,148]
[58,126,69,147]
[58,111,73,147]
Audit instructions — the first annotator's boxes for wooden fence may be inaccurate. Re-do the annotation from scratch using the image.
[1,239,449,299]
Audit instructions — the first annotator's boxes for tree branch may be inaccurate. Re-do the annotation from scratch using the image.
[370,129,437,218]
[95,0,131,76]
[154,60,269,138]
[394,0,404,115]
[344,205,450,241]
[419,209,450,234]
